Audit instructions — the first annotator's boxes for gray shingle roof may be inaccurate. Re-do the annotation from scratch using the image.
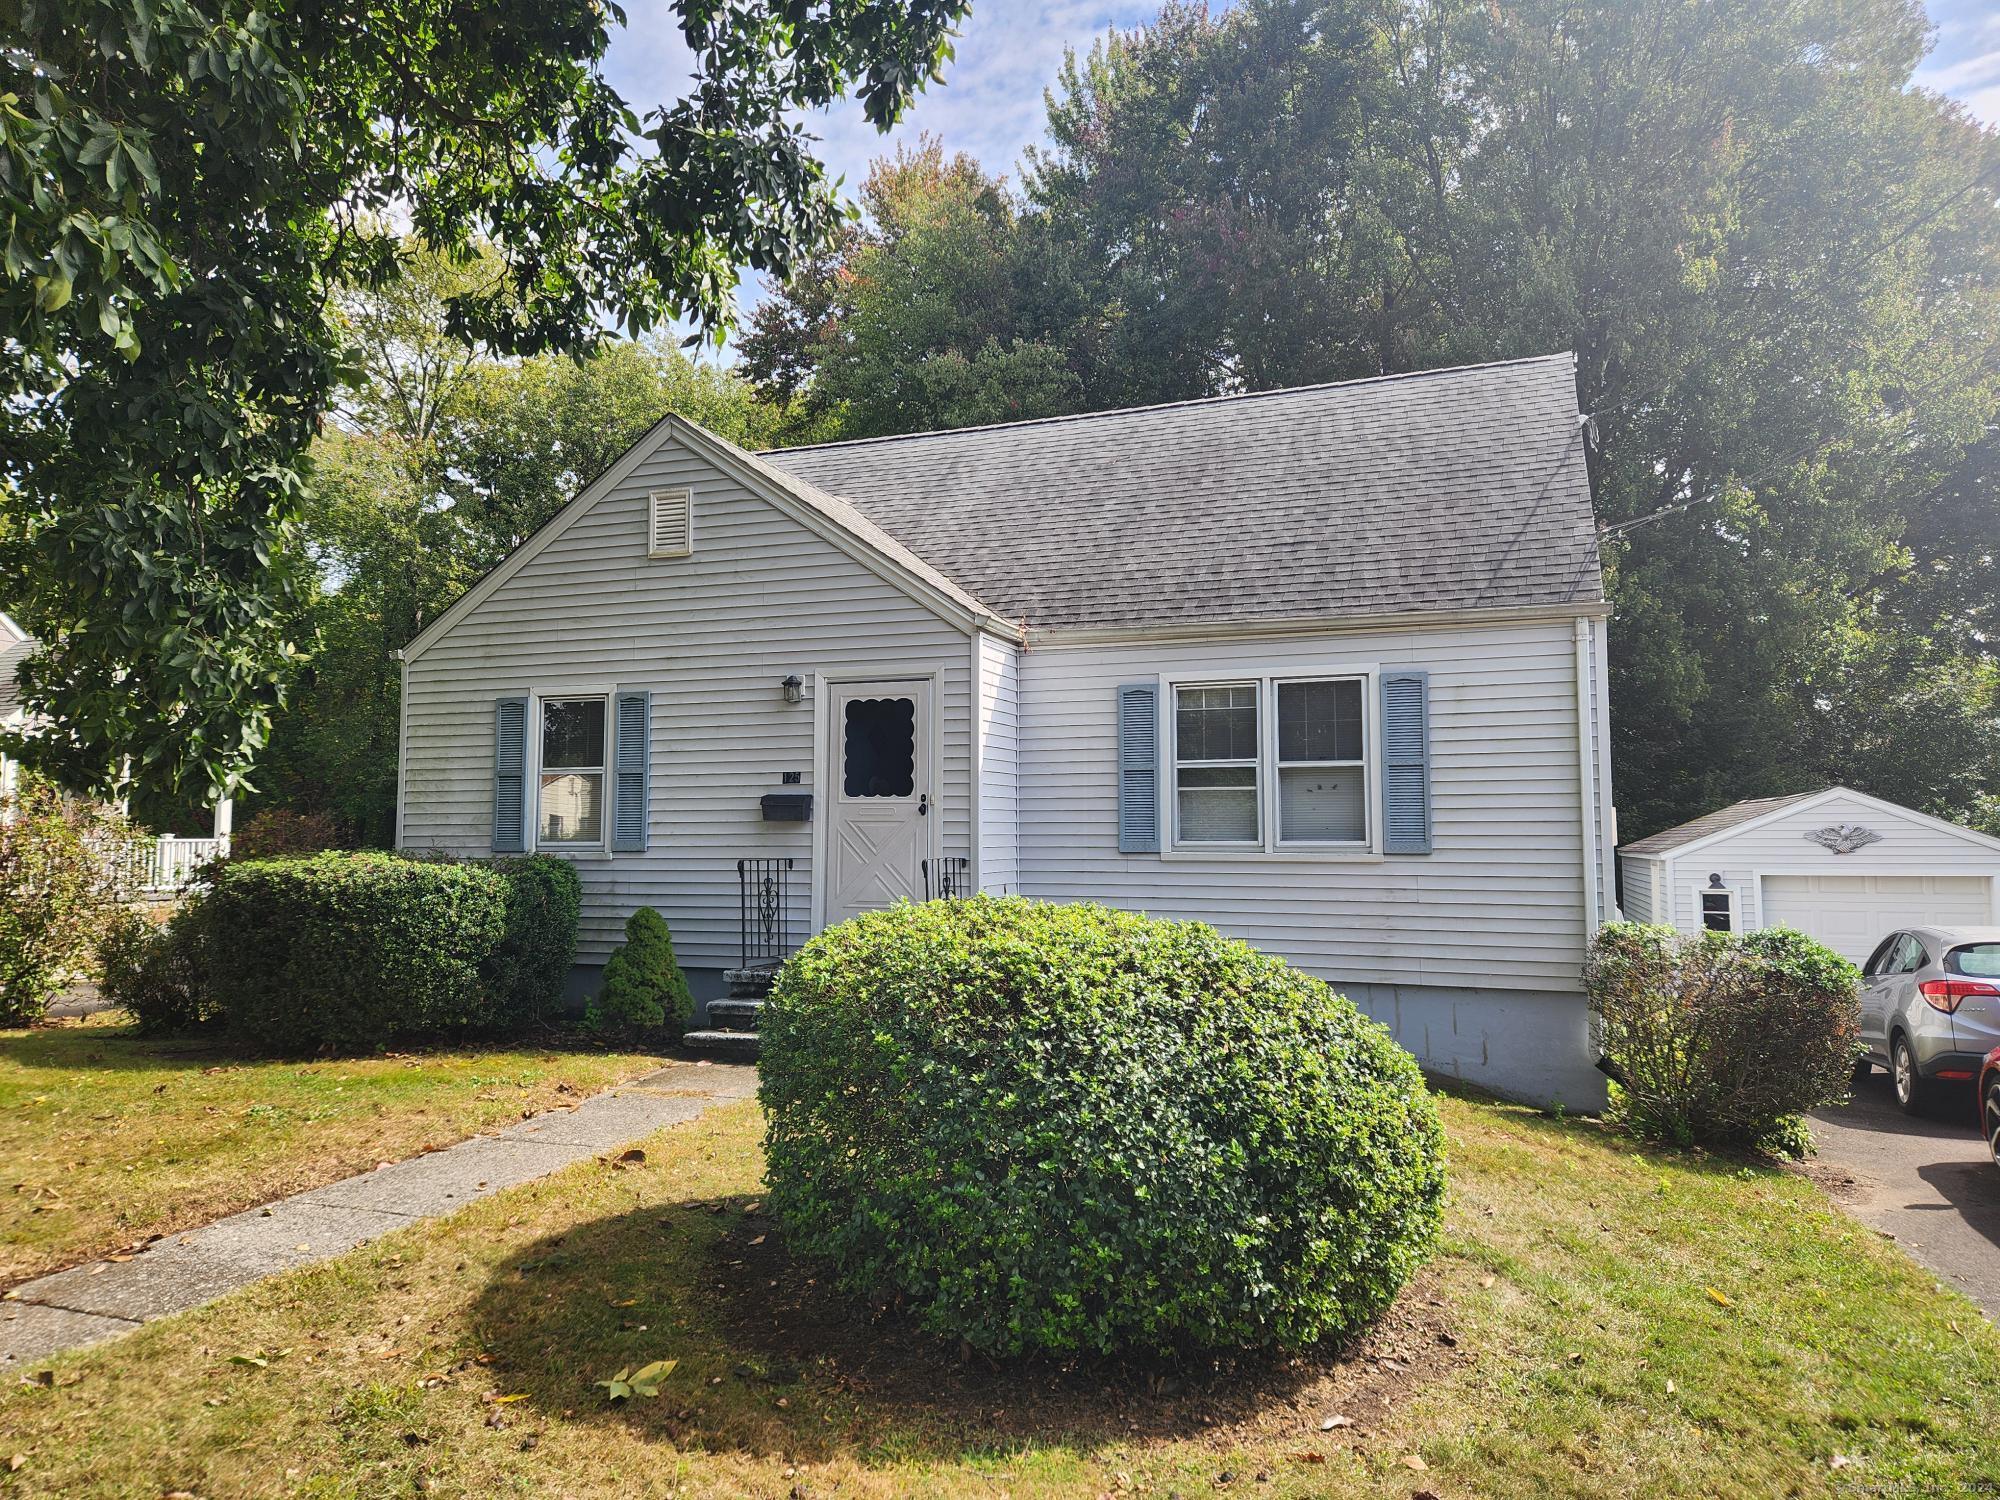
[1619,792,1824,856]
[762,353,1601,631]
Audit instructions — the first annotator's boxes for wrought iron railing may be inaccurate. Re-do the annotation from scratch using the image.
[737,857,794,969]
[923,856,973,901]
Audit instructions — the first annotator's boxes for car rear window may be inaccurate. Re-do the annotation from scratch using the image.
[1947,943,2000,978]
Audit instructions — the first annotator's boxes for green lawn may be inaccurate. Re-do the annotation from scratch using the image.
[0,1015,668,1285]
[2,1089,1995,1497]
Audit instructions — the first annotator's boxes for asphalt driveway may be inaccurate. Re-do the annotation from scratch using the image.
[1809,1070,2000,1320]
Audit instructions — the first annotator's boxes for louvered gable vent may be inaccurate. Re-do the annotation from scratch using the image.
[649,488,692,557]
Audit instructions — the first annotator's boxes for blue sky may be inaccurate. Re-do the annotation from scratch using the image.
[598,1,2000,325]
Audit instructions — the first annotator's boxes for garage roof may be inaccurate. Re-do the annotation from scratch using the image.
[1620,792,1823,856]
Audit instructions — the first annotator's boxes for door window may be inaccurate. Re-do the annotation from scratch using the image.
[1892,934,1929,974]
[842,697,916,798]
[1863,934,1901,978]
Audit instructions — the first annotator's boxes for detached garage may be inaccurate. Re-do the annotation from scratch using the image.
[1618,786,2000,965]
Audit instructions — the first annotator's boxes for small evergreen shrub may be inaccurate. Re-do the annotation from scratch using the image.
[480,855,583,1028]
[205,852,510,1051]
[0,775,121,1024]
[759,897,1447,1358]
[586,906,693,1041]
[1586,922,1860,1149]
[96,901,220,1033]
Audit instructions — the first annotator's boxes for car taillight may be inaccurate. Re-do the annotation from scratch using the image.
[1919,978,2000,1014]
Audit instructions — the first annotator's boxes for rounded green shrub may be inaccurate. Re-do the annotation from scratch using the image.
[759,896,1447,1358]
[480,855,583,1028]
[586,906,693,1041]
[1587,922,1861,1149]
[96,901,221,1033]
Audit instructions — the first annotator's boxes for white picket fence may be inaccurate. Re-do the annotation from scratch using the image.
[94,835,228,896]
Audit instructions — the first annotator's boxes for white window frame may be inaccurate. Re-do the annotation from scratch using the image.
[528,687,614,855]
[1698,885,1739,934]
[1159,665,1382,861]
[1169,679,1263,850]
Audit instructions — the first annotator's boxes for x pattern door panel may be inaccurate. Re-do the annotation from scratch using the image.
[824,683,929,926]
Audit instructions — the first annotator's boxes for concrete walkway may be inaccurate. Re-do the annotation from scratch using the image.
[0,1059,757,1365]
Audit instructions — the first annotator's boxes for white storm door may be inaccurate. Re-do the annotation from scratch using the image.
[824,680,932,926]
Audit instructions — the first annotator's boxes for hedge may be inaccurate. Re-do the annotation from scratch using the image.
[759,896,1447,1358]
[1587,921,1860,1150]
[181,851,579,1050]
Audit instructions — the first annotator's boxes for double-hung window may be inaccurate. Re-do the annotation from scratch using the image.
[538,697,607,846]
[1170,674,1372,852]
[1173,683,1261,844]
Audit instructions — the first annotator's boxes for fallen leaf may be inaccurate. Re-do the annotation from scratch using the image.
[229,1355,270,1369]
[7,1455,24,1472]
[1705,1287,1734,1308]
[1290,1451,1325,1464]
[1479,1275,1495,1289]
[1402,1455,1429,1472]
[1320,1415,1353,1431]
[1665,1379,1676,1395]
[488,1393,529,1405]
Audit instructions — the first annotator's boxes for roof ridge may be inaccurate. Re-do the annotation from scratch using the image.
[760,352,1577,456]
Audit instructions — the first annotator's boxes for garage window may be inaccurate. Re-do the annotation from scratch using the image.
[1699,882,1736,933]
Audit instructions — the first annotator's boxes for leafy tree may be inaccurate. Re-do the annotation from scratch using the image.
[742,137,1083,436]
[748,0,2000,838]
[0,0,969,804]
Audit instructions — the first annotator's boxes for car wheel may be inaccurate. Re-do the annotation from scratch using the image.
[1892,1034,1936,1116]
[1985,1077,2000,1171]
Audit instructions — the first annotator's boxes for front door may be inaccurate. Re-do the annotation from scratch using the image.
[824,679,931,926]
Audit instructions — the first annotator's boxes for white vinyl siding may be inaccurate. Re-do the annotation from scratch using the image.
[1617,852,1656,923]
[399,431,973,968]
[975,632,1020,894]
[1015,617,1594,994]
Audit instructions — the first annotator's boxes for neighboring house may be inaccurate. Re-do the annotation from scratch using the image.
[396,353,1616,1107]
[1618,786,2000,965]
[0,611,37,811]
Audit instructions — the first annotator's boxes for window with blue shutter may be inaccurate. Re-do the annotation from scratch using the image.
[1379,670,1433,854]
[1117,683,1160,853]
[492,696,528,853]
[610,691,651,853]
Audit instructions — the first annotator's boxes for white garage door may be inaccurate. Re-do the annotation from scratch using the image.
[1761,874,1993,964]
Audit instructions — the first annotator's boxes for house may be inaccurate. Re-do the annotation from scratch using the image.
[1618,786,2000,965]
[395,352,1616,1107]
[0,612,36,812]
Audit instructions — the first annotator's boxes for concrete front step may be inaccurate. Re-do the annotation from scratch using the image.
[706,997,765,1027]
[681,1028,762,1059]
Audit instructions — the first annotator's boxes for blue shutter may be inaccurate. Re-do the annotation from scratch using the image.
[1117,683,1160,854]
[492,696,528,853]
[611,691,651,853]
[1380,670,1432,854]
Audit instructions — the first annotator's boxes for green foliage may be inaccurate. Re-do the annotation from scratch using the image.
[742,139,1084,437]
[95,902,218,1033]
[202,853,509,1052]
[1586,922,1861,1150]
[747,0,2000,837]
[0,0,968,804]
[230,808,344,861]
[482,856,584,1030]
[0,775,120,1024]
[759,896,1447,1358]
[585,907,693,1042]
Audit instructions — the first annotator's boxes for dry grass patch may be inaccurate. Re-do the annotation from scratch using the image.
[0,1014,666,1283]
[0,1092,1996,1498]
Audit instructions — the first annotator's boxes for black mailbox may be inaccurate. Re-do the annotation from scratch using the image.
[760,792,813,823]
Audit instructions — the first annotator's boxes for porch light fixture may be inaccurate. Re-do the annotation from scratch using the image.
[781,674,804,705]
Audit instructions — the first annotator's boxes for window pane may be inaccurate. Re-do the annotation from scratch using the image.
[539,771,603,843]
[1177,764,1257,842]
[843,696,916,797]
[1175,684,1257,761]
[1279,766,1365,841]
[1278,679,1362,762]
[542,699,606,769]
[1700,892,1732,932]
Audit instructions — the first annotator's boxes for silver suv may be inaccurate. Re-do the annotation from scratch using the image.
[1858,926,2000,1114]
